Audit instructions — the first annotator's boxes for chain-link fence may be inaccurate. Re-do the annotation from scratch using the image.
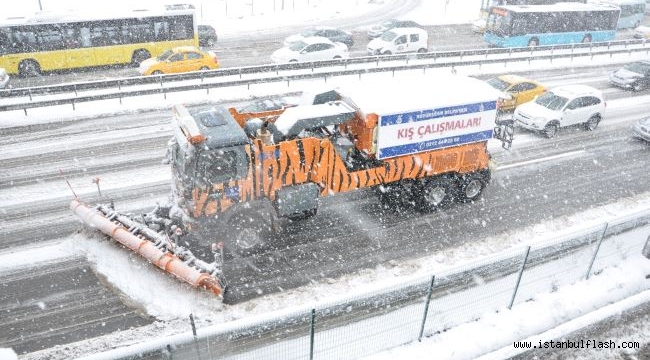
[77,210,650,360]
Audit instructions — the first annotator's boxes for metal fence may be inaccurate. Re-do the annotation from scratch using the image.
[1,38,649,113]
[75,209,650,360]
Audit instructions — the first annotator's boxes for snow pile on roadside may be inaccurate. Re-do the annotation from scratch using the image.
[363,258,650,360]
[0,348,18,360]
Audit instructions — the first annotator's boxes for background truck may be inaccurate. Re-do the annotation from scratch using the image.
[71,75,511,298]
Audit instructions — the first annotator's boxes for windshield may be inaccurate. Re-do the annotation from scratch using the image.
[288,40,308,51]
[156,50,174,61]
[485,10,511,36]
[623,62,650,75]
[380,30,398,41]
[487,78,511,91]
[534,92,568,111]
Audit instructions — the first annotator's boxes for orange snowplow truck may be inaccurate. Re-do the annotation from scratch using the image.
[171,76,509,252]
[71,76,512,297]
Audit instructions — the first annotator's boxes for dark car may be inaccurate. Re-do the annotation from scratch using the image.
[367,19,424,38]
[609,60,650,92]
[198,25,218,47]
[283,27,354,47]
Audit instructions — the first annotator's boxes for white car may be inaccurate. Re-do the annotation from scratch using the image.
[367,27,428,56]
[632,116,650,141]
[271,37,349,64]
[513,85,605,138]
[0,68,9,89]
[283,27,353,47]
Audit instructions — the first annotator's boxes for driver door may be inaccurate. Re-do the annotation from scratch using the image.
[562,97,587,126]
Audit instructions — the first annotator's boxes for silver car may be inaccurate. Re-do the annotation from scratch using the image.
[609,61,650,91]
[632,116,650,141]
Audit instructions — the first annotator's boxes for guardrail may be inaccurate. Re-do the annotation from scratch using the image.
[1,38,649,113]
[72,209,650,360]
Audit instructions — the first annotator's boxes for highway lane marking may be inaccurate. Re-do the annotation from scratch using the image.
[495,150,587,171]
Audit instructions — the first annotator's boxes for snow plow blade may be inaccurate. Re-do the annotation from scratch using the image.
[70,199,223,298]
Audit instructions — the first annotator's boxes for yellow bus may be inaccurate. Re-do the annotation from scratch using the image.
[0,5,198,76]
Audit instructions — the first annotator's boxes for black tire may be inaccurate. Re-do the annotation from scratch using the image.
[18,60,41,77]
[131,50,151,67]
[582,35,592,43]
[378,183,405,209]
[544,123,559,139]
[199,66,210,70]
[416,177,455,212]
[333,55,342,59]
[584,116,600,131]
[632,82,643,92]
[152,70,163,75]
[528,38,539,47]
[228,212,272,255]
[417,48,427,53]
[288,208,317,221]
[457,173,487,203]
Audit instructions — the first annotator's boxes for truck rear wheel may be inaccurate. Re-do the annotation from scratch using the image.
[457,173,487,202]
[417,177,454,211]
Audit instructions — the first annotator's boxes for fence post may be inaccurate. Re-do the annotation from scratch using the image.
[418,275,435,342]
[309,308,316,360]
[508,246,530,310]
[189,313,202,360]
[585,223,609,280]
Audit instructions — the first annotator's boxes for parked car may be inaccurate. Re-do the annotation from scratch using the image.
[198,24,218,47]
[367,27,428,55]
[0,68,9,89]
[632,116,650,141]
[138,46,219,76]
[609,60,650,91]
[271,37,349,63]
[513,85,605,138]
[485,75,547,112]
[367,19,424,39]
[283,27,353,47]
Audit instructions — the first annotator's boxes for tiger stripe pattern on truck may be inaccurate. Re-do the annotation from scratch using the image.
[191,137,490,218]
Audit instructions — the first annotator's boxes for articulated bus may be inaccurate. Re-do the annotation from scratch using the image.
[0,6,198,76]
[594,0,646,28]
[483,2,620,47]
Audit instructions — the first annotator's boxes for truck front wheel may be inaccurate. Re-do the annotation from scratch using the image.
[229,212,272,255]
[417,177,454,211]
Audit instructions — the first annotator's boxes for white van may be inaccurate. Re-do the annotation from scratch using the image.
[367,27,428,56]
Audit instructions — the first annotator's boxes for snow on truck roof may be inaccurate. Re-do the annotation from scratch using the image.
[335,75,502,116]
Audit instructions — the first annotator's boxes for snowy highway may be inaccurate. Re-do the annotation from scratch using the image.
[1,62,650,356]
[2,0,650,357]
